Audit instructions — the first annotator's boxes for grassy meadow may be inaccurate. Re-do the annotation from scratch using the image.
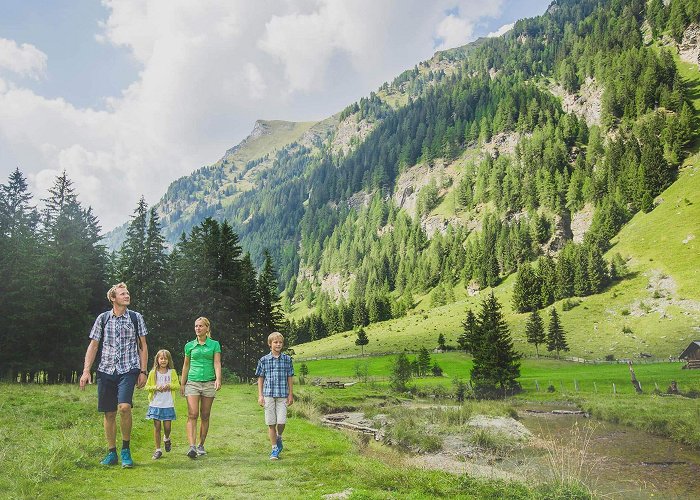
[2,382,588,500]
[299,353,700,447]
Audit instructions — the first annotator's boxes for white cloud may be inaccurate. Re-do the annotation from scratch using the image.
[0,0,517,231]
[0,38,47,79]
[487,22,514,38]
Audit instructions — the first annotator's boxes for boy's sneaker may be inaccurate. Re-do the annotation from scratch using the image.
[120,448,133,468]
[269,446,280,460]
[276,435,283,453]
[187,447,198,459]
[152,450,163,460]
[164,439,171,452]
[196,444,207,456]
[100,450,118,466]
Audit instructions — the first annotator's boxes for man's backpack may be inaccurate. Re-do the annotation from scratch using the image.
[95,310,141,368]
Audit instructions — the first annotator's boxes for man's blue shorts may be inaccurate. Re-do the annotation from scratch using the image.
[96,369,140,412]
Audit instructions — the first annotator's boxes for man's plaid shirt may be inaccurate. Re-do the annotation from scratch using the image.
[89,309,148,374]
[255,352,294,397]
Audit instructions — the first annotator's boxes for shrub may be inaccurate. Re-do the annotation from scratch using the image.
[547,384,556,393]
[562,298,581,311]
[604,354,616,361]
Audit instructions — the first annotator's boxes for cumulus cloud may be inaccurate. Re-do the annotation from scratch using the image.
[0,38,47,79]
[487,22,514,38]
[0,0,518,230]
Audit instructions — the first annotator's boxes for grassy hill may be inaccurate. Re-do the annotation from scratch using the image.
[293,48,700,362]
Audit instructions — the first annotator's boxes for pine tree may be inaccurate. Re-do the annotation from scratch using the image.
[0,168,40,381]
[512,263,541,313]
[470,293,521,398]
[355,326,369,356]
[458,309,478,354]
[437,332,446,351]
[390,352,412,391]
[547,308,569,359]
[525,309,546,358]
[417,347,432,376]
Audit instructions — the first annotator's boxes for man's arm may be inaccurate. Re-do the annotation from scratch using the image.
[137,335,148,389]
[79,339,99,389]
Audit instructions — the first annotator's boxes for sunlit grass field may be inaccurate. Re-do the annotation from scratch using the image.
[1,382,586,500]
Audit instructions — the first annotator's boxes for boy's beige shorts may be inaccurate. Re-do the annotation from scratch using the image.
[264,397,287,425]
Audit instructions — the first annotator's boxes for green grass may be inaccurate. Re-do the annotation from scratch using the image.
[298,353,700,447]
[1,382,585,499]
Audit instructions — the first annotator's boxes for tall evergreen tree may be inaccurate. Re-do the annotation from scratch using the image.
[470,293,521,398]
[355,326,369,356]
[525,309,546,358]
[547,308,569,359]
[458,309,478,354]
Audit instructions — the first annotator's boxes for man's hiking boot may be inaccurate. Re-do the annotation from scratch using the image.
[120,448,133,468]
[164,439,171,452]
[100,450,118,466]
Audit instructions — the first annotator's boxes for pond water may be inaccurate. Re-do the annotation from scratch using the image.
[511,409,700,499]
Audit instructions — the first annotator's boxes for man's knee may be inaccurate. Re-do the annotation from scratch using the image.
[118,403,132,415]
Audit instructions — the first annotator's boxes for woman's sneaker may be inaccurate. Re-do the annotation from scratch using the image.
[152,449,163,460]
[100,450,118,466]
[269,446,280,460]
[164,439,171,452]
[196,444,207,456]
[187,446,198,459]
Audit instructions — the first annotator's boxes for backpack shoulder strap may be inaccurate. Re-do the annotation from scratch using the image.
[128,310,140,336]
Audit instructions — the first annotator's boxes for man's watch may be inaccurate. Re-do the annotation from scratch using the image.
[140,370,148,376]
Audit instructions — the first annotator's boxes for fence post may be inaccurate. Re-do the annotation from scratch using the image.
[655,382,660,391]
[613,382,616,395]
[535,380,540,392]
[574,379,579,392]
[560,380,565,393]
[593,381,597,393]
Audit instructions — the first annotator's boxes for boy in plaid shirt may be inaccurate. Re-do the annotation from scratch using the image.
[256,332,294,460]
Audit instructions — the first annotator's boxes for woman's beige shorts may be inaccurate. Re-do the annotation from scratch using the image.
[264,397,287,425]
[184,380,216,398]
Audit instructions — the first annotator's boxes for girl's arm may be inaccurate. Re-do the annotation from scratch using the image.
[170,369,181,392]
[214,352,222,390]
[180,356,190,396]
[143,370,158,393]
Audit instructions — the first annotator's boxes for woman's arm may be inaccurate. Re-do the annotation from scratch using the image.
[214,352,222,390]
[180,356,190,396]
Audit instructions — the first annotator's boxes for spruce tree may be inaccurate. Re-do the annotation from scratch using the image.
[458,309,478,354]
[547,308,569,359]
[390,352,412,392]
[470,293,521,398]
[525,309,546,358]
[417,347,432,376]
[355,326,369,356]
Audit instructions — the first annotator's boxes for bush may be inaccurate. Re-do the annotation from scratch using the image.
[562,298,581,311]
[604,354,616,361]
[547,384,556,393]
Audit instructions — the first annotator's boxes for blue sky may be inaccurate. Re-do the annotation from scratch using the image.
[0,0,551,230]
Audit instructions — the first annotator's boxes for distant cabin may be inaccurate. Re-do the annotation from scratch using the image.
[679,341,700,369]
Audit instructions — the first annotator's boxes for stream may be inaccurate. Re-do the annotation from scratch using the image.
[508,409,700,499]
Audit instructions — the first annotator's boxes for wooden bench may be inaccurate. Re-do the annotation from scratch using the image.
[321,380,345,389]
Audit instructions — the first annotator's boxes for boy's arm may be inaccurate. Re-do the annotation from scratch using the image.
[287,375,294,406]
[257,377,265,406]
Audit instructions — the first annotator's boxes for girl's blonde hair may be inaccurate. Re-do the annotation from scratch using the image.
[151,349,174,373]
[196,316,211,337]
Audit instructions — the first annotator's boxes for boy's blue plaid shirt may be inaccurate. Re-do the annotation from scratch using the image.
[255,352,294,397]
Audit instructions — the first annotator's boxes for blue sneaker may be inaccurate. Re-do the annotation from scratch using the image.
[276,435,283,453]
[100,450,118,466]
[120,448,133,468]
[269,446,280,460]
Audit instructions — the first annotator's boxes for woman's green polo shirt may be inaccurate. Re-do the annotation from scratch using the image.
[184,337,221,382]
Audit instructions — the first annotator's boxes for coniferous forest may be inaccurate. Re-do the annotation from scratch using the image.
[0,170,282,383]
[3,0,700,380]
